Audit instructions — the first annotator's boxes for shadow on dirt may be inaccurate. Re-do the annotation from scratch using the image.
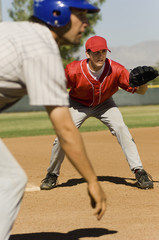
[10,227,117,240]
[57,175,137,188]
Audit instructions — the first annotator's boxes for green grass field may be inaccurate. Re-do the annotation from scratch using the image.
[0,105,159,138]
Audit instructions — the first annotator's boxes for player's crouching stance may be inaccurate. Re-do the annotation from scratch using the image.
[0,1,106,239]
[40,36,158,191]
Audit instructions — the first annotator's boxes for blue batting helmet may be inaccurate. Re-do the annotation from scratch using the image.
[33,0,100,27]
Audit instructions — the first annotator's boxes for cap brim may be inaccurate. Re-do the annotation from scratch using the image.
[90,47,111,52]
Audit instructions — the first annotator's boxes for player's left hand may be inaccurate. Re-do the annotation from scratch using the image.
[129,66,159,87]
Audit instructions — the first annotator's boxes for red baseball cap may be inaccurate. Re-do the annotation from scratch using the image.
[85,36,111,52]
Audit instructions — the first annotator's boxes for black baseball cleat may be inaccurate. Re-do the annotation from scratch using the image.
[135,169,153,189]
[40,173,58,190]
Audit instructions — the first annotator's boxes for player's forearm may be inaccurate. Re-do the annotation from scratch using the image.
[136,83,148,95]
[45,106,97,184]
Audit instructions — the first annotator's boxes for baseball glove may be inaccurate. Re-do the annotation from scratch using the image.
[129,66,159,87]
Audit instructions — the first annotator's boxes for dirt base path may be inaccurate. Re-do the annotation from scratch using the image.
[3,127,159,240]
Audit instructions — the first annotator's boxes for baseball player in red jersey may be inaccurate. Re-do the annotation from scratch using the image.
[0,2,107,240]
[40,35,153,191]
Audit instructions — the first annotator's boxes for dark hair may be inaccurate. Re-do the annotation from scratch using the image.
[86,49,91,53]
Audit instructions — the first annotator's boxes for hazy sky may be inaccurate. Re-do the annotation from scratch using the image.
[94,0,159,47]
[1,0,159,47]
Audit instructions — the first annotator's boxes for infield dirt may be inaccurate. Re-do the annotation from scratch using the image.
[3,127,159,240]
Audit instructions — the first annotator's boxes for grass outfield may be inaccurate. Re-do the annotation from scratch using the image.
[0,105,159,138]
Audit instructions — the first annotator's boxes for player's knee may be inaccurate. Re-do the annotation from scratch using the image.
[112,123,128,136]
[117,123,127,131]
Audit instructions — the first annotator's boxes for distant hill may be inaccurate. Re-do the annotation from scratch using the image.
[107,40,159,69]
[79,40,159,69]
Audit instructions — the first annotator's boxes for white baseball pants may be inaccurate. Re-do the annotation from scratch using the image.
[47,97,143,176]
[0,139,27,240]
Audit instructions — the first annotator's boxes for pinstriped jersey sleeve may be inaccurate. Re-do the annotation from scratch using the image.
[0,22,69,109]
[23,54,69,106]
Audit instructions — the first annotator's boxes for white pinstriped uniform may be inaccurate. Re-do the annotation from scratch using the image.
[0,21,69,111]
[0,21,69,240]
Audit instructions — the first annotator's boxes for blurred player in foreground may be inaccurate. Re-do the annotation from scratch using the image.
[40,35,155,191]
[0,1,107,239]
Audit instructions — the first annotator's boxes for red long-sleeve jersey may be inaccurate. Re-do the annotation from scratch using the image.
[65,58,136,107]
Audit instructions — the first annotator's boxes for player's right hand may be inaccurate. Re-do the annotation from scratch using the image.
[87,181,107,220]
